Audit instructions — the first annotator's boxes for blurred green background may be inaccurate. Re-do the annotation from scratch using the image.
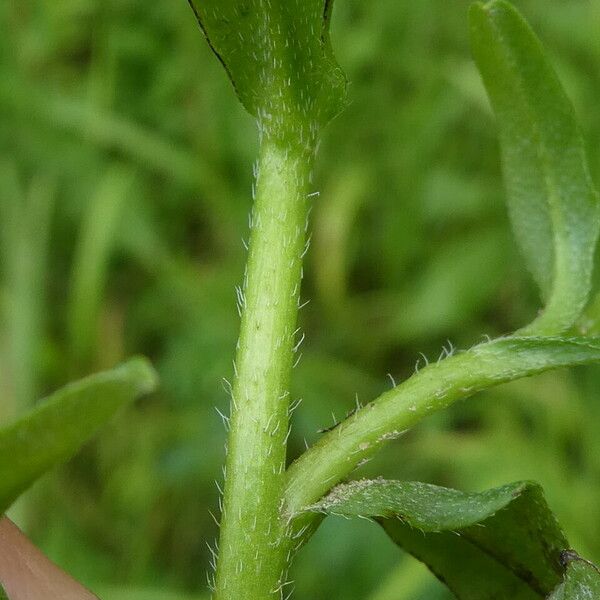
[1,1,600,598]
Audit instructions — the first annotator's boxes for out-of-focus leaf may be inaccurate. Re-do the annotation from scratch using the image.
[307,479,568,599]
[186,0,346,137]
[367,557,438,600]
[0,358,158,514]
[313,166,368,311]
[0,583,7,600]
[548,552,600,599]
[68,168,132,368]
[386,227,507,342]
[0,164,55,415]
[470,0,600,335]
[95,586,207,600]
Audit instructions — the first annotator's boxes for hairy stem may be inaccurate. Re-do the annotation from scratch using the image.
[214,134,314,599]
[283,336,600,517]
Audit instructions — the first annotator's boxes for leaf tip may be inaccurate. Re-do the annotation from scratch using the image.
[468,1,489,37]
[469,0,519,28]
[117,356,159,397]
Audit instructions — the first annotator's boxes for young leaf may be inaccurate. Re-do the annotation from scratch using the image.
[307,479,569,599]
[0,357,157,514]
[186,0,346,140]
[549,552,600,599]
[469,0,600,335]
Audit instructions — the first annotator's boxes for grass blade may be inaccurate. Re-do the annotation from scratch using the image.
[68,168,132,369]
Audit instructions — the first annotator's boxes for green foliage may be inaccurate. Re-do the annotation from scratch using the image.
[285,4,600,593]
[185,3,345,598]
[286,336,600,514]
[0,358,157,514]
[549,553,600,599]
[187,0,346,140]
[308,479,594,599]
[285,5,600,598]
[68,168,133,369]
[2,0,600,598]
[0,583,6,600]
[96,586,208,600]
[469,0,600,335]
[0,162,55,417]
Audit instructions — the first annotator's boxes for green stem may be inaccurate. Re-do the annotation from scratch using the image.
[283,336,600,517]
[214,134,314,599]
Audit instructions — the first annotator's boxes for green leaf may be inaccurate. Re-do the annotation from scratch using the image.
[95,586,207,600]
[0,163,56,416]
[469,0,600,335]
[68,167,132,367]
[0,583,7,600]
[307,479,568,599]
[549,552,600,599]
[0,358,157,514]
[187,0,346,139]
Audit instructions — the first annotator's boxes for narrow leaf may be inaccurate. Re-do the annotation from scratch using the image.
[187,0,346,138]
[0,583,7,600]
[96,587,208,600]
[308,479,568,599]
[469,0,600,335]
[549,552,600,599]
[68,167,132,367]
[0,358,157,514]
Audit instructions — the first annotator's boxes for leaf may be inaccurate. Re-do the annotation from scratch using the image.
[187,0,346,138]
[469,0,600,335]
[549,552,600,600]
[0,358,158,514]
[0,164,56,415]
[68,167,132,367]
[0,583,7,600]
[95,586,207,600]
[307,479,569,599]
